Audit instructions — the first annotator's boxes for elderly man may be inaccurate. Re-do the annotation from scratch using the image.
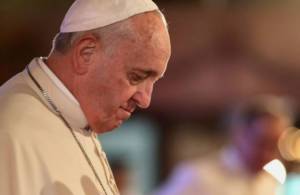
[0,0,171,194]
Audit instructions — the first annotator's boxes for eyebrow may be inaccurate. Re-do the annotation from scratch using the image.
[132,68,161,79]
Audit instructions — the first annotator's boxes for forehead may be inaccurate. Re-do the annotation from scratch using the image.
[120,20,169,78]
[101,12,170,80]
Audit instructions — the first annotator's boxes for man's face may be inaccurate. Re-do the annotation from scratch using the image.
[76,13,171,133]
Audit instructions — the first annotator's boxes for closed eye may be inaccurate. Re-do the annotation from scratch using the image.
[128,72,148,85]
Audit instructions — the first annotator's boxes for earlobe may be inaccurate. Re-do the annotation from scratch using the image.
[72,35,99,75]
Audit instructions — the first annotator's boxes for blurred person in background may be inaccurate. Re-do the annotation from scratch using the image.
[0,0,171,195]
[154,95,294,195]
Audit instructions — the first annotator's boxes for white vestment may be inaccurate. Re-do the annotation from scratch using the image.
[155,148,280,195]
[0,58,119,195]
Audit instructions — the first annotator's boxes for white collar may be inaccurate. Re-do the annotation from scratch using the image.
[24,57,89,132]
[38,57,79,105]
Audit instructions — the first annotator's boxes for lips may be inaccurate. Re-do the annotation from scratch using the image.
[118,102,136,122]
[121,107,134,114]
[119,107,133,121]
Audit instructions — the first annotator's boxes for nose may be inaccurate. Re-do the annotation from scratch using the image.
[132,83,153,109]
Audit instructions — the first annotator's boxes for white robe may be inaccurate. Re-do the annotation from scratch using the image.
[0,58,119,195]
[155,148,280,195]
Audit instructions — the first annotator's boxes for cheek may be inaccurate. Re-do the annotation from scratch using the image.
[114,77,137,100]
[79,69,136,113]
[95,81,133,111]
[113,86,136,106]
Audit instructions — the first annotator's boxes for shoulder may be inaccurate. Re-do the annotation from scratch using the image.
[0,72,40,106]
[155,160,211,195]
[0,73,54,135]
[165,159,210,188]
[165,155,223,186]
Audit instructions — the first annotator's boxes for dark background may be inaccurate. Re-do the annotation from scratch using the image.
[1,0,300,193]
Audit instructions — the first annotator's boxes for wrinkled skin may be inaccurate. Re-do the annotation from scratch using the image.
[72,12,171,133]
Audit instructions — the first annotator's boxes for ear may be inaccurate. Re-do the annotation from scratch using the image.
[72,34,101,75]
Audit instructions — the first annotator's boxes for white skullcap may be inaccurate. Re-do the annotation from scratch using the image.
[60,0,159,33]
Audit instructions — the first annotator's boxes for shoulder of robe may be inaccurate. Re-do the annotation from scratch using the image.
[0,73,55,137]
